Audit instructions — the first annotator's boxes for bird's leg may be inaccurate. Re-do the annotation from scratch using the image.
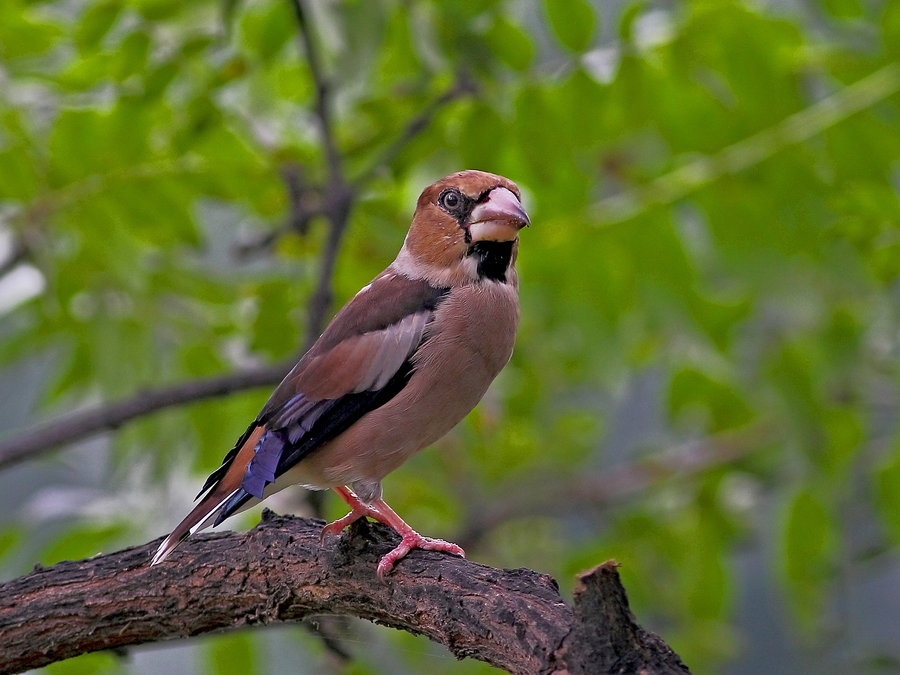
[323,485,465,578]
[319,486,371,540]
[366,497,466,579]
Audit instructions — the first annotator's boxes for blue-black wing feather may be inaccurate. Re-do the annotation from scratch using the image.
[214,361,414,524]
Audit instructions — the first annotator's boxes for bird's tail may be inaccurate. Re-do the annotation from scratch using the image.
[150,488,237,565]
[151,424,267,565]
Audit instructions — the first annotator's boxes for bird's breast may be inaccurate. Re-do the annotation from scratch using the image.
[415,281,519,379]
[372,280,519,451]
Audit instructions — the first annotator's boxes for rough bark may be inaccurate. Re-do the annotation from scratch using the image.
[0,510,690,674]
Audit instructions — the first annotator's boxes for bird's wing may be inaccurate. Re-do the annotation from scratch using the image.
[195,271,449,523]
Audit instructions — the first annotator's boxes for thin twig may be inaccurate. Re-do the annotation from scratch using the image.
[304,188,353,349]
[301,616,354,666]
[239,78,471,258]
[233,164,324,257]
[281,163,318,236]
[288,0,355,348]
[289,0,343,185]
[352,75,478,188]
[0,361,292,471]
[594,62,900,224]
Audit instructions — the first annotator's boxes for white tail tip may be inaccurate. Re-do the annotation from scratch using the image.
[150,537,177,566]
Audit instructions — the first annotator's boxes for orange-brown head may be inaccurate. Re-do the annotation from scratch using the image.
[397,170,529,285]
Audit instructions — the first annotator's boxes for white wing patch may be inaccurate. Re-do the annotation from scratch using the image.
[355,311,429,392]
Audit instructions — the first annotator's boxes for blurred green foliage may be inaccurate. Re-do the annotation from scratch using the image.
[1,0,900,673]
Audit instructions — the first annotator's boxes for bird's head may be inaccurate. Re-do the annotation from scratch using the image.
[398,170,530,285]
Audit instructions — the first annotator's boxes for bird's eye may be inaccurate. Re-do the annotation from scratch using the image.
[439,189,461,211]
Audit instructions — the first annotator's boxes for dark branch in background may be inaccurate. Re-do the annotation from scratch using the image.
[0,511,691,675]
[289,0,343,190]
[351,74,478,188]
[234,164,323,257]
[280,163,320,237]
[301,615,353,667]
[235,77,471,259]
[0,361,292,471]
[288,0,355,349]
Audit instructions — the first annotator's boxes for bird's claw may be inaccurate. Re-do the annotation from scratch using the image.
[320,512,363,544]
[376,533,466,579]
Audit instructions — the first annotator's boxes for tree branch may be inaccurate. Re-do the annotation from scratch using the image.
[290,0,343,187]
[352,75,477,188]
[0,361,293,471]
[0,511,690,675]
[233,164,324,257]
[288,0,355,348]
[238,76,472,259]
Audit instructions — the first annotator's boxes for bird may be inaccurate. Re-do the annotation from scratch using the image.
[151,170,530,577]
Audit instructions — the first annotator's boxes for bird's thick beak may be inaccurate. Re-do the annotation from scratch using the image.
[467,187,530,243]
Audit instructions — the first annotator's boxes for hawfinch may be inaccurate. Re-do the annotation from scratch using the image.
[152,170,529,577]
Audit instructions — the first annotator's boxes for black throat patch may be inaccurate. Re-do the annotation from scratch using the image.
[467,240,515,282]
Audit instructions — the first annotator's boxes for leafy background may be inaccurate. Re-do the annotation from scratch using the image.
[2,0,900,673]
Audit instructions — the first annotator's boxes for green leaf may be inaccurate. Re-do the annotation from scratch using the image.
[619,1,648,42]
[40,524,128,566]
[668,368,752,432]
[781,489,836,627]
[47,108,105,183]
[542,0,597,52]
[112,31,151,80]
[820,407,862,478]
[239,0,294,61]
[133,0,182,21]
[0,145,40,200]
[49,340,93,399]
[819,0,864,19]
[457,101,507,169]
[0,4,62,60]
[487,16,534,71]
[683,522,729,621]
[375,8,421,84]
[205,632,259,675]
[143,61,179,98]
[0,528,21,563]
[74,0,122,51]
[45,652,123,675]
[884,1,900,58]
[874,448,900,543]
[249,279,299,358]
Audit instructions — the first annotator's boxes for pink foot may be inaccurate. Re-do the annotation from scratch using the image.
[376,533,465,579]
[319,511,363,542]
[326,486,466,578]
